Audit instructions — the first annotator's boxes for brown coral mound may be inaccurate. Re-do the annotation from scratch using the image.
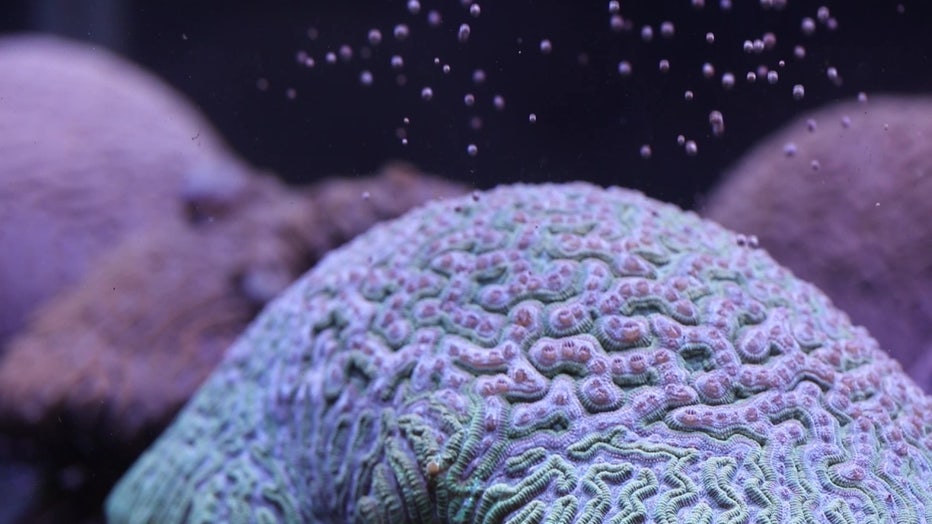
[0,34,249,344]
[702,95,932,392]
[0,165,466,452]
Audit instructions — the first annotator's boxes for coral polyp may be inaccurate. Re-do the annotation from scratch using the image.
[108,182,932,523]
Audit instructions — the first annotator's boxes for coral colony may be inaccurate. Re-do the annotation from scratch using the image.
[108,183,932,522]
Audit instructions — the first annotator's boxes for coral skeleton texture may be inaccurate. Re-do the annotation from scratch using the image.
[108,183,932,523]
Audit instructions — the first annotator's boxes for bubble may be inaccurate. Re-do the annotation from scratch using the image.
[705,32,715,44]
[767,70,779,84]
[659,59,671,73]
[421,87,434,101]
[660,21,675,38]
[469,4,481,17]
[394,24,410,41]
[407,0,421,15]
[685,140,698,156]
[709,110,725,137]
[360,70,373,86]
[391,55,404,69]
[617,60,633,76]
[609,15,625,32]
[639,144,652,159]
[792,84,805,100]
[702,62,715,78]
[817,6,831,22]
[467,143,479,156]
[640,25,654,42]
[721,72,735,89]
[540,39,553,55]
[367,29,382,46]
[493,95,506,111]
[528,113,538,123]
[608,1,620,14]
[458,24,471,43]
[464,93,476,106]
[801,17,816,36]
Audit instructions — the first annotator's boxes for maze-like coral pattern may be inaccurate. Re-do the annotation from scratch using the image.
[107,183,932,523]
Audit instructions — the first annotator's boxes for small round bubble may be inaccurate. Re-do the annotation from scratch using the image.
[801,17,816,36]
[685,140,698,156]
[641,25,653,42]
[458,24,471,43]
[721,72,735,89]
[360,70,373,86]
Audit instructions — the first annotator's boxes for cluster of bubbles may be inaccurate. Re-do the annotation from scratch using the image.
[276,1,882,161]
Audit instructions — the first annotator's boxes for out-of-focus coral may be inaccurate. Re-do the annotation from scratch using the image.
[702,96,932,393]
[0,165,466,452]
[0,34,250,345]
[108,182,932,523]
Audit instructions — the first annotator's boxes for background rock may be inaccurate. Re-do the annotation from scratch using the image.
[0,34,250,345]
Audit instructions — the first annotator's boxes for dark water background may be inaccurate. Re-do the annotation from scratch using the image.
[2,0,930,207]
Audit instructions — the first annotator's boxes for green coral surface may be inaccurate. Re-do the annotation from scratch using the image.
[107,183,932,523]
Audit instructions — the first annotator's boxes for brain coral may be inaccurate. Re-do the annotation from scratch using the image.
[702,96,932,393]
[107,182,932,523]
